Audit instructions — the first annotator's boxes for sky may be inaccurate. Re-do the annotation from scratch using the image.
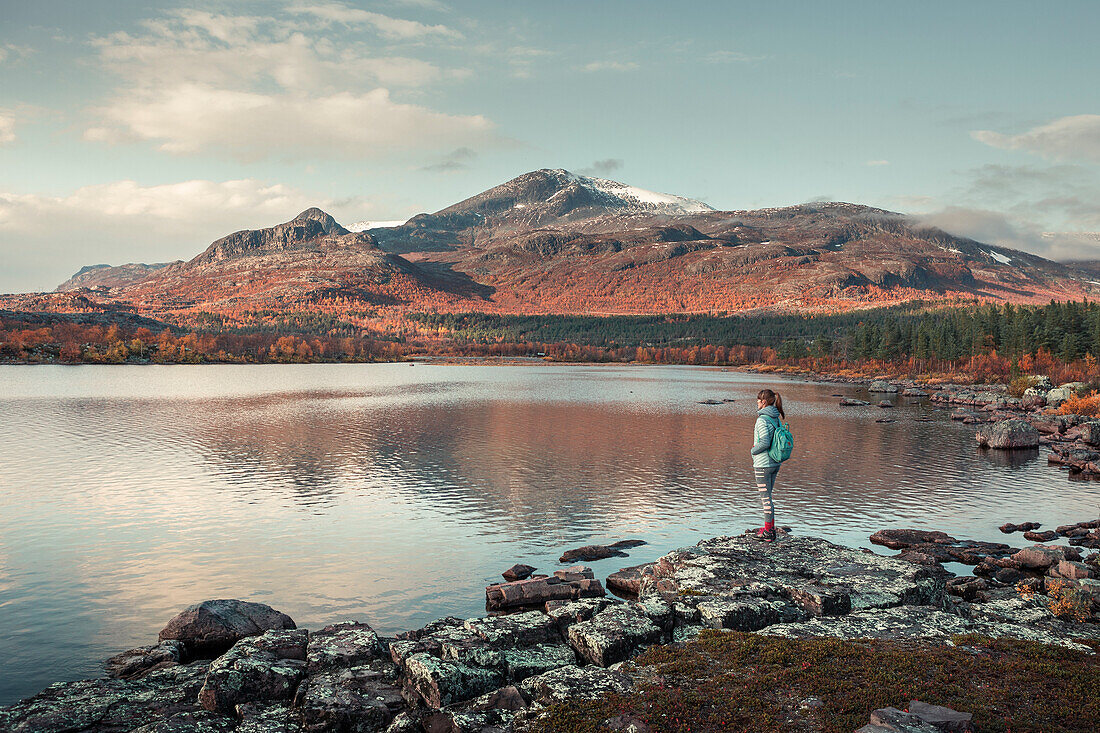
[1,0,1099,293]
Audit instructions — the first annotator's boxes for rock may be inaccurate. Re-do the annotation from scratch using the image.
[878,401,894,408]
[863,707,941,733]
[558,540,646,563]
[1023,530,1058,542]
[554,565,595,582]
[307,621,387,673]
[546,598,617,631]
[293,665,404,733]
[696,595,804,630]
[1045,386,1074,407]
[502,564,536,582]
[1069,531,1100,549]
[869,381,899,393]
[606,563,655,596]
[236,703,299,733]
[908,700,974,733]
[697,399,723,405]
[840,398,871,406]
[566,605,662,666]
[485,575,605,612]
[518,665,633,704]
[999,522,1041,534]
[159,600,296,658]
[129,710,237,733]
[1057,519,1100,536]
[903,388,929,397]
[0,663,211,733]
[946,577,988,602]
[603,713,652,733]
[402,653,504,708]
[105,640,185,680]
[976,419,1039,449]
[464,611,560,648]
[1079,422,1100,446]
[870,529,958,550]
[876,417,896,423]
[1052,560,1094,580]
[993,567,1026,585]
[197,629,308,714]
[1012,545,1069,570]
[460,685,529,712]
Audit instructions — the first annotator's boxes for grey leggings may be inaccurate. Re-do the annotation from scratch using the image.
[754,465,779,525]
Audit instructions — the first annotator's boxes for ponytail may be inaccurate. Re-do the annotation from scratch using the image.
[757,388,786,419]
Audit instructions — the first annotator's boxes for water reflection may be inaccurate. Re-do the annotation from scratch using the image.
[1,364,1098,706]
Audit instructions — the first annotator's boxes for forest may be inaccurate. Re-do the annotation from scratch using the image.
[3,300,1100,384]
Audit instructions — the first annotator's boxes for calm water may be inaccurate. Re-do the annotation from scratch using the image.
[1,363,1097,704]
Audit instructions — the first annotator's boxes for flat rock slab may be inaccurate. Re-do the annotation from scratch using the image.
[105,640,185,680]
[307,621,387,673]
[640,535,945,618]
[559,540,646,563]
[518,665,634,704]
[566,605,662,667]
[158,599,296,658]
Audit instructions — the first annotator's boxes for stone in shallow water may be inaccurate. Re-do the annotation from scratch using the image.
[198,629,308,714]
[502,564,536,582]
[159,599,297,658]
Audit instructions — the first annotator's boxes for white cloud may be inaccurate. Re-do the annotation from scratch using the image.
[866,160,890,166]
[84,8,488,159]
[705,50,767,63]
[580,61,639,73]
[0,111,14,145]
[972,114,1100,163]
[286,2,461,39]
[0,179,378,293]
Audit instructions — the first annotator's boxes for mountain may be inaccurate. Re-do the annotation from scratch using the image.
[47,169,1098,318]
[57,262,177,292]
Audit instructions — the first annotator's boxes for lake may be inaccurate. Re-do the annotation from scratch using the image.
[0,363,1095,705]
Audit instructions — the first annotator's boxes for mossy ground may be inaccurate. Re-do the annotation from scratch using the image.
[528,631,1100,733]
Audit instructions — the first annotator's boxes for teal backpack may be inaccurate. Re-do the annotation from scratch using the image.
[763,415,794,463]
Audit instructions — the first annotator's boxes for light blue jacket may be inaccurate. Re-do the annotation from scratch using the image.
[751,405,781,469]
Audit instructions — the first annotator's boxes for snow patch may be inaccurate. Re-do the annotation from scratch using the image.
[347,219,406,232]
[940,246,962,254]
[552,169,713,215]
[987,250,1012,264]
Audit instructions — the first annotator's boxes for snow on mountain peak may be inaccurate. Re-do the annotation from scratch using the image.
[552,169,714,215]
[347,219,408,233]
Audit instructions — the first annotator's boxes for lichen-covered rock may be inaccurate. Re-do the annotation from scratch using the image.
[198,629,308,714]
[976,419,1039,449]
[1012,545,1070,570]
[907,700,974,733]
[159,600,296,658]
[518,665,633,704]
[1079,422,1100,446]
[566,605,662,666]
[307,622,387,673]
[546,598,617,631]
[128,710,237,733]
[105,640,185,680]
[500,643,577,682]
[696,596,805,630]
[0,663,210,733]
[606,564,655,596]
[863,707,940,733]
[464,611,560,648]
[402,653,504,708]
[485,575,604,612]
[869,380,898,393]
[870,529,958,549]
[293,665,404,733]
[236,703,301,733]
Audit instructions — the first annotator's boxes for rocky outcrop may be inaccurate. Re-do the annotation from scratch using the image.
[158,599,296,658]
[197,629,308,714]
[869,380,899,393]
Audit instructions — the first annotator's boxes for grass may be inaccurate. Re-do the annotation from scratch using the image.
[526,632,1100,733]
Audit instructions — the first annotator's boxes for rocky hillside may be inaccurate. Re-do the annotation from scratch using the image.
[49,170,1099,317]
[56,262,176,292]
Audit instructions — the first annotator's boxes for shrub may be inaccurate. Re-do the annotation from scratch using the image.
[1057,391,1100,417]
[1008,376,1038,398]
[1046,579,1093,623]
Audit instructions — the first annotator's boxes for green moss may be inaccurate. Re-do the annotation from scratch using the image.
[525,632,1100,733]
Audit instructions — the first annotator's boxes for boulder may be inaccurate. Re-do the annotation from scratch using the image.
[293,666,404,733]
[1011,545,1069,570]
[502,564,536,582]
[878,401,894,408]
[902,388,929,397]
[606,564,655,596]
[306,621,387,673]
[869,381,899,393]
[197,629,308,714]
[558,540,646,563]
[547,598,617,631]
[566,605,662,667]
[999,522,1041,534]
[236,703,299,733]
[518,665,633,704]
[1045,386,1074,407]
[1023,530,1058,543]
[946,577,988,602]
[105,640,185,680]
[485,575,605,611]
[975,420,1039,449]
[908,701,974,733]
[159,600,296,658]
[402,653,503,708]
[840,398,871,406]
[864,707,940,733]
[1052,560,1094,580]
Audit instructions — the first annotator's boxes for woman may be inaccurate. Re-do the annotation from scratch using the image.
[750,388,785,542]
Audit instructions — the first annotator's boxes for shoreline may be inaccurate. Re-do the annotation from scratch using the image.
[3,527,1098,732]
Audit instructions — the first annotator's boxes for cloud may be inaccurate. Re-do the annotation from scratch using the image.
[420,146,476,172]
[705,50,767,64]
[866,160,890,166]
[0,111,14,145]
[0,179,375,293]
[972,114,1100,163]
[578,158,623,176]
[83,8,488,159]
[286,2,461,39]
[580,61,639,73]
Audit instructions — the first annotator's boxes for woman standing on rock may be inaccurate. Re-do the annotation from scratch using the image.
[751,389,786,542]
